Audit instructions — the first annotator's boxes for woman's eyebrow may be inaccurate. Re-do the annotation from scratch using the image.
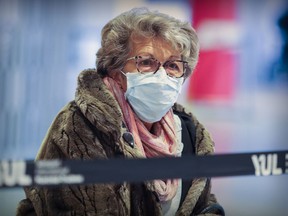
[136,52,154,57]
[167,55,182,60]
[135,53,181,61]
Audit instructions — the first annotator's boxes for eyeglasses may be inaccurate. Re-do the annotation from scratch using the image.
[125,55,188,78]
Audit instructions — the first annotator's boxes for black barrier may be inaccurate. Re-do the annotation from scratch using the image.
[0,150,287,188]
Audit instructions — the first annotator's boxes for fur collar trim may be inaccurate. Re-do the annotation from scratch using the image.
[75,69,123,141]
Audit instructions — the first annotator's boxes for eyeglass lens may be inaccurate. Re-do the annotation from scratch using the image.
[136,56,185,78]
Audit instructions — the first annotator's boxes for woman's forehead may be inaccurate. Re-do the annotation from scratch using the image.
[130,36,181,60]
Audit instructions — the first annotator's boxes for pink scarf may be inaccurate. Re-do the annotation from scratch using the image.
[103,76,179,202]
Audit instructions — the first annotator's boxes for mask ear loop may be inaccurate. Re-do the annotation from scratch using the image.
[120,69,127,77]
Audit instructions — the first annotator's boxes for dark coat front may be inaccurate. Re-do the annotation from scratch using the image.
[17,69,223,216]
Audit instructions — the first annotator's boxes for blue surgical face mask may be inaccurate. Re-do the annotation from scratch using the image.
[122,68,184,123]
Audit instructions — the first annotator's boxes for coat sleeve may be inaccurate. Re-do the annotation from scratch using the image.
[173,103,225,216]
[190,110,225,216]
[193,179,225,216]
[17,102,130,216]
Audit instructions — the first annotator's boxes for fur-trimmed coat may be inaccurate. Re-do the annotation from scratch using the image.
[17,69,224,216]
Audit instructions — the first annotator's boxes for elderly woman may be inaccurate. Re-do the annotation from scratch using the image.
[17,8,224,216]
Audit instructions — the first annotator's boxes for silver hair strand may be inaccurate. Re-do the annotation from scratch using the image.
[96,7,200,78]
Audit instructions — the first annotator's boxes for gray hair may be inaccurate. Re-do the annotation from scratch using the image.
[96,7,199,78]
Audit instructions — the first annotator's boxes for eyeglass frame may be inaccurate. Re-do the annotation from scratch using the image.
[124,55,188,78]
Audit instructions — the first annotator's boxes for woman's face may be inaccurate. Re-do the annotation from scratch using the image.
[113,36,181,91]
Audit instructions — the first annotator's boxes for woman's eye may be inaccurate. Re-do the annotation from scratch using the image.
[168,62,180,71]
[140,59,153,66]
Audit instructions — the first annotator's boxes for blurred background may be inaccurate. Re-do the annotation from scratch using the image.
[0,0,287,215]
